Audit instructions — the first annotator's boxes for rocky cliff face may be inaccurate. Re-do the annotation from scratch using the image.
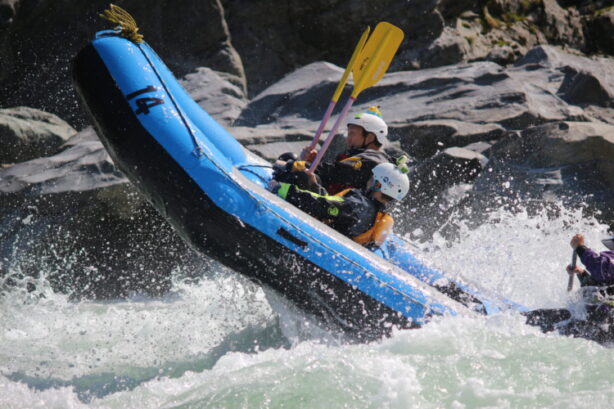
[1,1,614,298]
[1,0,613,123]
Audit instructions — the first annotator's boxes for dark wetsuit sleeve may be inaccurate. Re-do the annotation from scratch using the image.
[316,159,373,191]
[276,184,377,238]
[577,246,614,283]
[277,183,346,221]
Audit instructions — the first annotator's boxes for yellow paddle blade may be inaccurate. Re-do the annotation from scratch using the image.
[351,22,404,98]
[331,26,370,103]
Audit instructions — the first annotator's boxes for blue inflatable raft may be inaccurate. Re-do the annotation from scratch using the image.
[73,29,526,341]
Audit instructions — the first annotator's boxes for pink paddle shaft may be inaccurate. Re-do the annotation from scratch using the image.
[309,97,356,172]
[302,100,337,160]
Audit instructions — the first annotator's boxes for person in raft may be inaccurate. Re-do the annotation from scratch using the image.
[269,161,410,249]
[524,233,614,343]
[274,106,393,195]
[567,234,614,287]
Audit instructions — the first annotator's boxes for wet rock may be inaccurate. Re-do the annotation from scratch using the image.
[407,146,487,206]
[399,146,488,240]
[466,120,614,224]
[0,127,123,193]
[490,121,614,187]
[396,119,505,160]
[235,62,344,130]
[0,107,76,164]
[0,0,245,126]
[180,67,248,127]
[584,7,614,55]
[513,45,614,110]
[0,126,199,299]
[0,0,18,25]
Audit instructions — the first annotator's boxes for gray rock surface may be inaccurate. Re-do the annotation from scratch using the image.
[0,126,199,299]
[0,127,122,193]
[396,120,504,160]
[0,0,245,125]
[489,121,614,190]
[180,67,248,127]
[0,107,76,164]
[456,121,614,229]
[584,7,614,55]
[2,0,614,127]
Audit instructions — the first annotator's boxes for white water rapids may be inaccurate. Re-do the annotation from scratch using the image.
[2,203,614,409]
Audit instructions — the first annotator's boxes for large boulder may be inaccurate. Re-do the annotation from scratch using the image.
[489,121,614,189]
[0,127,200,299]
[0,0,245,125]
[360,61,582,130]
[0,107,76,164]
[235,61,344,129]
[180,67,248,128]
[515,45,614,109]
[584,7,614,55]
[465,121,614,226]
[396,119,504,160]
[238,58,585,137]
[3,0,614,128]
[0,127,122,193]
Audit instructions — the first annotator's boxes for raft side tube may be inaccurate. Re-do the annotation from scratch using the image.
[92,35,246,174]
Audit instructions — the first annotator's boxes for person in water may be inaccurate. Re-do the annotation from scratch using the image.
[275,106,393,195]
[525,233,614,344]
[270,162,410,249]
[567,233,614,286]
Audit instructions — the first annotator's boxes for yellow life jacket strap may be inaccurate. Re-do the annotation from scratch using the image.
[352,212,394,248]
[339,156,363,170]
[335,188,352,197]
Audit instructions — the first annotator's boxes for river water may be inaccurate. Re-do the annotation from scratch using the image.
[2,204,614,409]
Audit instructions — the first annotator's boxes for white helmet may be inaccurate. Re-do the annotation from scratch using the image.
[602,235,614,250]
[347,106,388,145]
[372,162,409,201]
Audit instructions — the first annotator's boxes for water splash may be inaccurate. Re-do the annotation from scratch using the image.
[412,204,610,309]
[2,200,613,408]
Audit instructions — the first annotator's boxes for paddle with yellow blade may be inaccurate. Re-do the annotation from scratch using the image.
[309,22,404,172]
[300,26,371,160]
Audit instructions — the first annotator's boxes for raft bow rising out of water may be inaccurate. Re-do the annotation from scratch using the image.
[73,30,527,341]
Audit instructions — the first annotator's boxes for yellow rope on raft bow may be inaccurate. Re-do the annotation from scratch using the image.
[100,4,143,43]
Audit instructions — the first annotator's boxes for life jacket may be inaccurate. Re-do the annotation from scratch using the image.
[325,156,364,195]
[335,188,394,247]
[324,149,392,195]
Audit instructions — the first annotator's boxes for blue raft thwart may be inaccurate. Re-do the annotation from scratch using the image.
[72,30,526,341]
